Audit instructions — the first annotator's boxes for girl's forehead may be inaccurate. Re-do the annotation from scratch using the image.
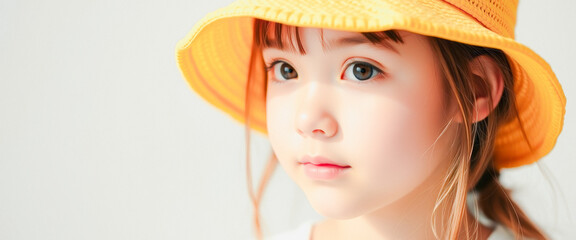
[315,28,412,39]
[310,28,413,50]
[301,27,376,49]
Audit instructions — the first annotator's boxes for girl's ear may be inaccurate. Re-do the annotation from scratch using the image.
[453,55,505,123]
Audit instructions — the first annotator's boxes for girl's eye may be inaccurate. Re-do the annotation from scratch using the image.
[343,62,381,81]
[271,61,298,80]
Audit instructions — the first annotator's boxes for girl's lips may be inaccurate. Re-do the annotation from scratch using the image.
[301,162,351,168]
[298,155,351,168]
[298,155,351,180]
[301,162,350,180]
[299,157,351,180]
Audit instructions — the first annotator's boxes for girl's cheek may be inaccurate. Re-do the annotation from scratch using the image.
[266,92,300,174]
[347,103,427,166]
[341,90,445,187]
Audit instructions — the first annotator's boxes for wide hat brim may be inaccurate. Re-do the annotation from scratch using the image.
[176,0,566,170]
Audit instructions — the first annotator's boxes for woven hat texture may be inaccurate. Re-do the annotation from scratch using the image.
[176,0,566,170]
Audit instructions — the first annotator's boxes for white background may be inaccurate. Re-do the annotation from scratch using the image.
[1,0,574,239]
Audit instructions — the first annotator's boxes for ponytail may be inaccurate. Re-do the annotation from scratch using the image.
[475,168,548,239]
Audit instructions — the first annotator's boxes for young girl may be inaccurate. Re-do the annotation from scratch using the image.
[176,0,566,239]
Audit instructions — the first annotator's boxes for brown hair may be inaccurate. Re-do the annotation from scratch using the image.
[244,18,548,240]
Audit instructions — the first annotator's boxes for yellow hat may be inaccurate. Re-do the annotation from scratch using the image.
[175,0,566,170]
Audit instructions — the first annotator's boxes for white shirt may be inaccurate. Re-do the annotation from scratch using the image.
[268,220,515,240]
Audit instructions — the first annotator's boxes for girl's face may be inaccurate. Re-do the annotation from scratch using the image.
[264,27,455,219]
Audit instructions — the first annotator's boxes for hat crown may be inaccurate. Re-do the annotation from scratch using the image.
[443,0,518,38]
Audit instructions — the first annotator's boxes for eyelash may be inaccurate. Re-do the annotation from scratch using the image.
[342,60,387,85]
[265,59,291,84]
[264,59,282,73]
[264,59,387,84]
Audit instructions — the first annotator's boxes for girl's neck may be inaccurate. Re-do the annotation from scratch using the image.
[312,208,493,240]
[311,169,494,240]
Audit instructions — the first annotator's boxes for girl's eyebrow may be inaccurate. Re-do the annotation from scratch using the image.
[324,35,400,54]
[260,34,400,55]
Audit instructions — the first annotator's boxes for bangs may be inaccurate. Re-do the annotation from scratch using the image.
[253,19,404,54]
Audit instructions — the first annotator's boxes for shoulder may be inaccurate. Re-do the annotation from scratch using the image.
[487,224,515,240]
[267,220,316,240]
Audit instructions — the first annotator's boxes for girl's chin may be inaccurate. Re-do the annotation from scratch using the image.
[304,191,367,220]
[310,204,364,220]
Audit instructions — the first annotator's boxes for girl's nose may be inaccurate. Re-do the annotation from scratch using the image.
[295,101,338,139]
